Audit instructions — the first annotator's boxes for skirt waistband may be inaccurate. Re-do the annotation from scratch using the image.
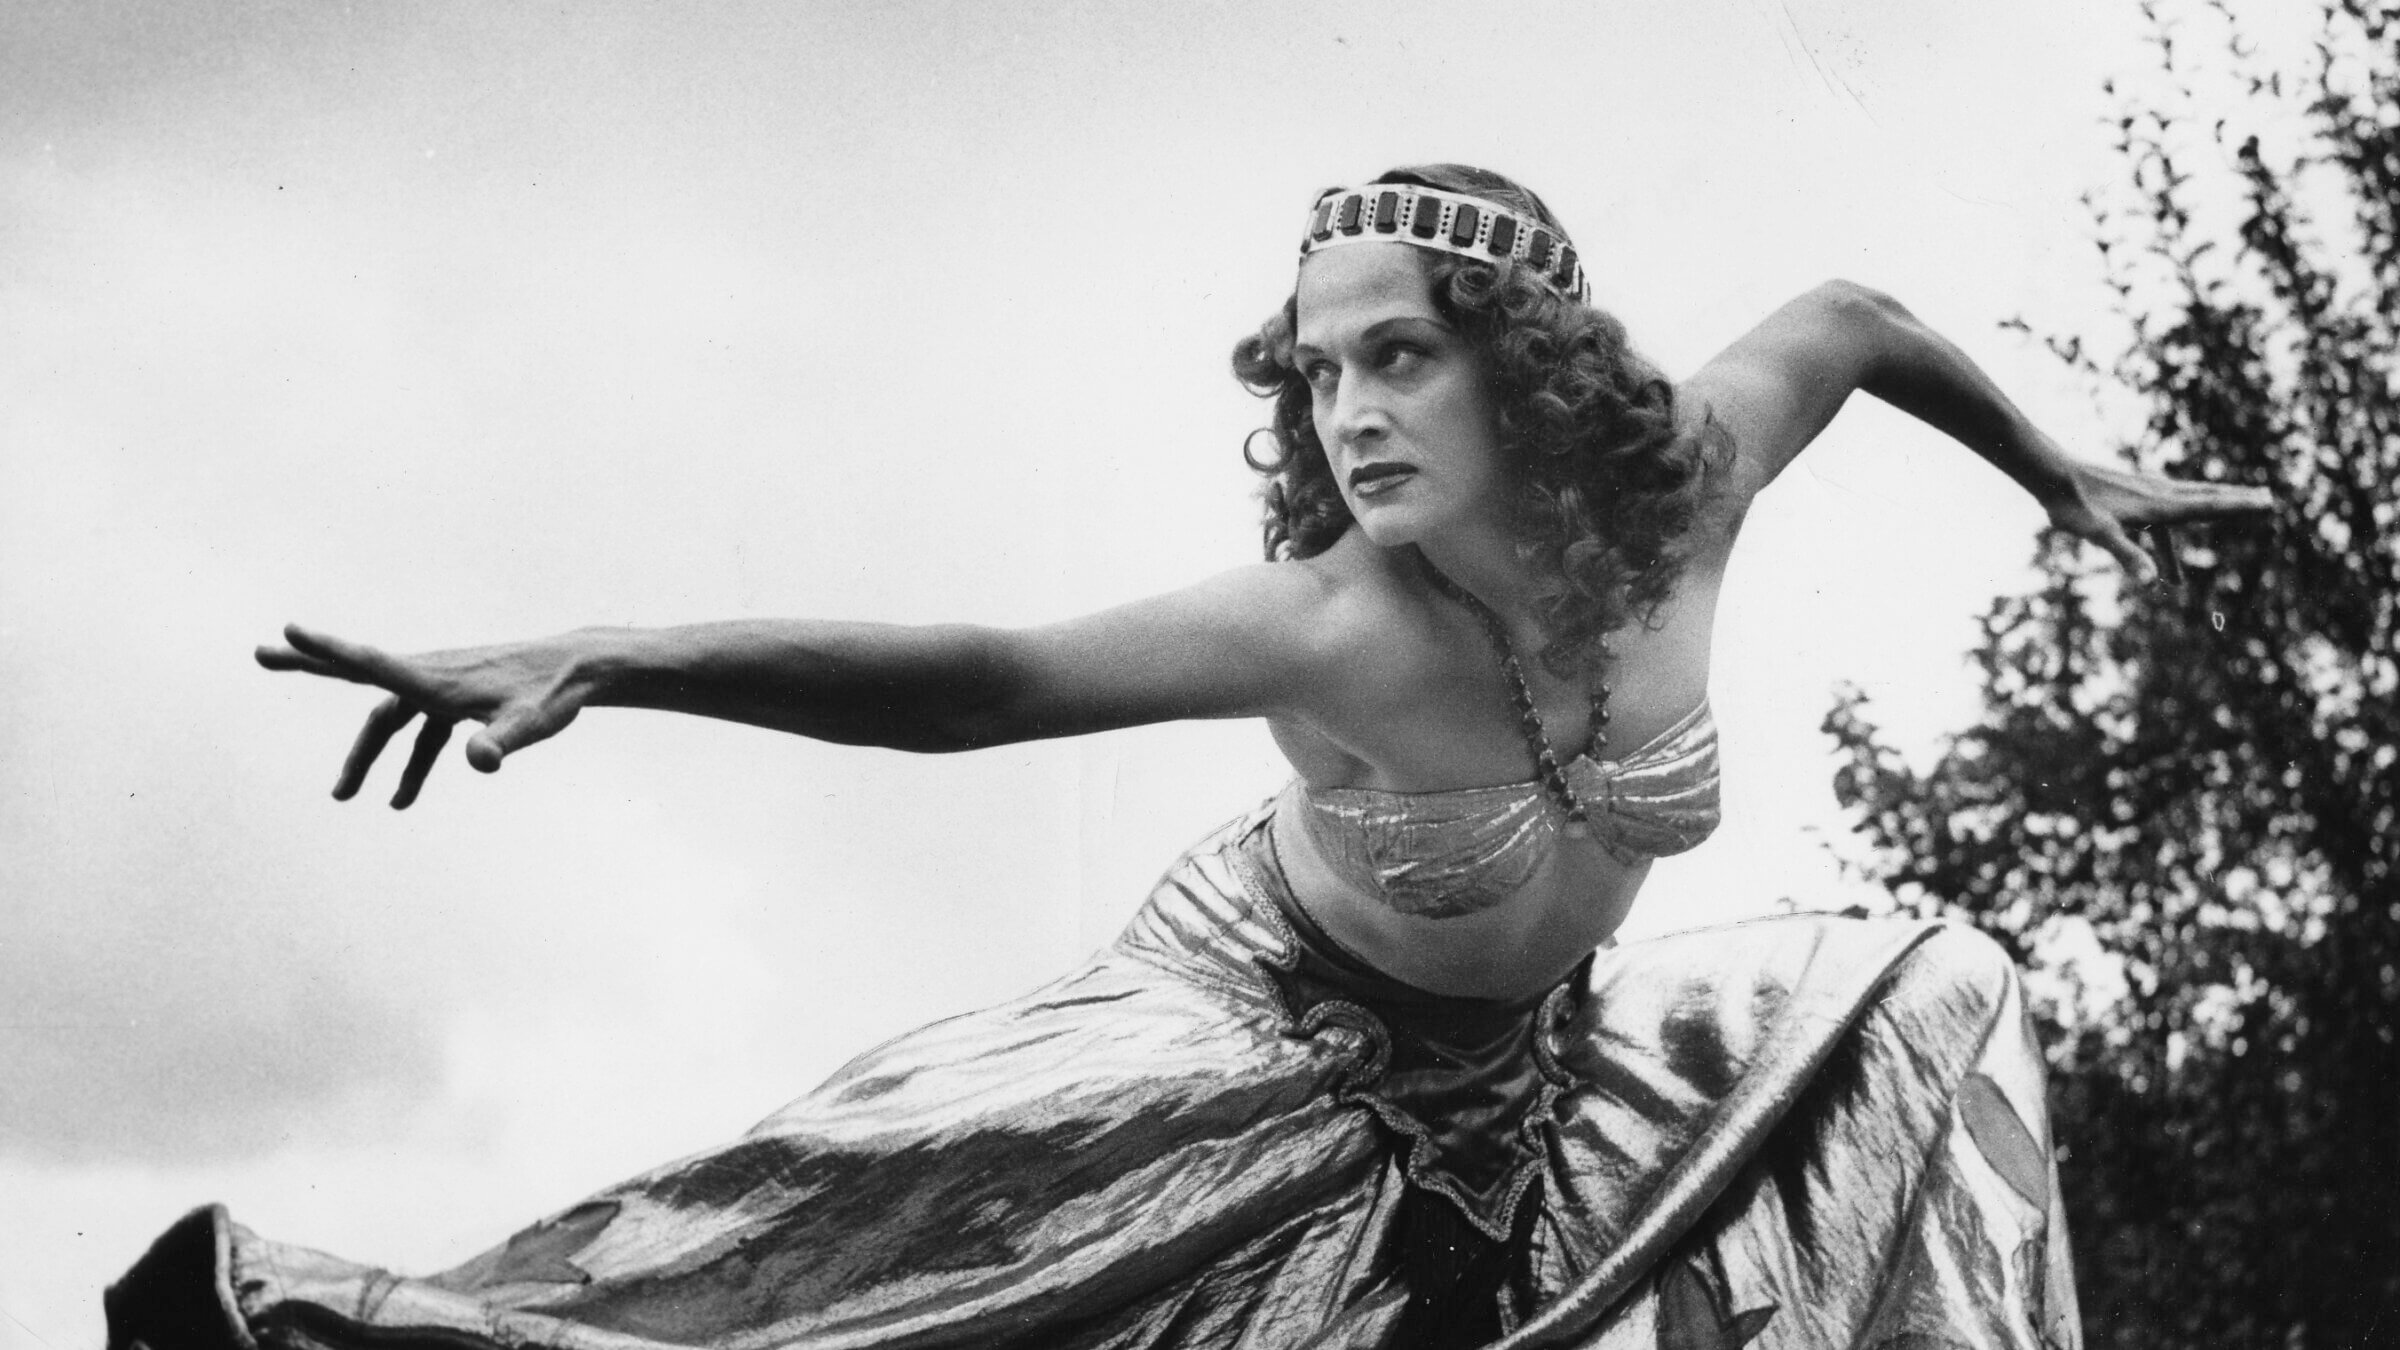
[1214,805,1589,1242]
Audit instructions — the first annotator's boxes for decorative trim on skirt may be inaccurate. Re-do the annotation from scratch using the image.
[108,803,2082,1349]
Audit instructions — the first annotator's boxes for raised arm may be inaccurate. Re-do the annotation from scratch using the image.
[258,562,1342,808]
[1681,279,2273,576]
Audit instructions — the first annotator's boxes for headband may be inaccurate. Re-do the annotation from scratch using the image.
[1297,183,1589,302]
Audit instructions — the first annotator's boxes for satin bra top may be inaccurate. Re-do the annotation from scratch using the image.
[1292,698,1721,919]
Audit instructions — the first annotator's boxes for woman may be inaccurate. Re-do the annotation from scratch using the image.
[108,165,2268,1349]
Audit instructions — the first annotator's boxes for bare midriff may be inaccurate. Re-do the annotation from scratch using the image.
[1268,784,1649,1001]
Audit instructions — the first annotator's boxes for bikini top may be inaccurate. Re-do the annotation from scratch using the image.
[1292,698,1721,919]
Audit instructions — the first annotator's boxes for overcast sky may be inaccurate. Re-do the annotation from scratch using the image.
[0,1,2303,1341]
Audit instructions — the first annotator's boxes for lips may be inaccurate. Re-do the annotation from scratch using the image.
[1349,462,1417,498]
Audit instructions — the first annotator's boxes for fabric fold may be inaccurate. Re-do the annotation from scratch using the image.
[106,806,2079,1350]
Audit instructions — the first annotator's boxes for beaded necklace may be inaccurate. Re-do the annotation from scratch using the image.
[1416,550,1611,836]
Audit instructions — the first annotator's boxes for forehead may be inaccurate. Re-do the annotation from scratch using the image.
[1293,244,1440,349]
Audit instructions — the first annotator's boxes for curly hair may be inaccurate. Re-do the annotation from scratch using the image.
[1231,164,1731,678]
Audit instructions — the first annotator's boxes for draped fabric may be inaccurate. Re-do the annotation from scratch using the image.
[108,805,2081,1350]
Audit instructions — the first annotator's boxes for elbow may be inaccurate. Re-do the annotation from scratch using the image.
[871,704,1021,756]
[916,707,1025,755]
[881,722,998,755]
[905,627,1041,754]
[1806,279,1921,383]
[1810,278,1909,325]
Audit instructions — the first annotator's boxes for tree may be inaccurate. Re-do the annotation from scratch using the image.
[1824,3,2400,1346]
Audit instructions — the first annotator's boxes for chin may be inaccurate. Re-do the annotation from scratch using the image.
[1346,501,1430,550]
[1351,491,1488,552]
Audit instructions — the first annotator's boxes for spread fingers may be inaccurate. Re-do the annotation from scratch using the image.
[335,696,416,801]
[390,717,455,810]
[284,624,432,700]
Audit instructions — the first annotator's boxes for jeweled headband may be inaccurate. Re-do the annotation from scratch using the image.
[1298,183,1589,303]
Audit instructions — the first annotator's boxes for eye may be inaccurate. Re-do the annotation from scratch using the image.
[1375,342,1426,375]
[1300,359,1339,394]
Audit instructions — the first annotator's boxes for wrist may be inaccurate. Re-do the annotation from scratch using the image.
[566,626,667,707]
[1997,417,2080,506]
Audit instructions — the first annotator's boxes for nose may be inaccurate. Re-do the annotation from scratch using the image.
[1325,371,1388,449]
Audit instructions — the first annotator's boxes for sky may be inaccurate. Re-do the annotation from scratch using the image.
[0,0,2300,1341]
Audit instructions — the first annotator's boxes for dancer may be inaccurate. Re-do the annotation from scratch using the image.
[108,164,2269,1349]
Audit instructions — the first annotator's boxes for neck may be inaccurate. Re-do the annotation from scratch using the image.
[1412,534,1541,622]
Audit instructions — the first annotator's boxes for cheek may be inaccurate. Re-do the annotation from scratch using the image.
[1443,386,1504,459]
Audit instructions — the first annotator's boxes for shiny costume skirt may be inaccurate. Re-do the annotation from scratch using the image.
[109,806,2082,1349]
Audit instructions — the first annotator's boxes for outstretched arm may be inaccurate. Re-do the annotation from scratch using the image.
[258,563,1340,807]
[1680,280,2274,577]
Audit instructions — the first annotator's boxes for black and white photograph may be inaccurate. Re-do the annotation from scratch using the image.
[4,2,2391,1346]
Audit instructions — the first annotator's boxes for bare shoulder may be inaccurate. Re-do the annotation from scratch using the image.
[1156,544,1362,664]
[1682,281,1896,508]
[1678,349,1804,525]
[1270,530,1445,669]
[1038,533,1417,711]
[1253,532,1465,776]
[1674,284,1888,561]
[965,543,1397,740]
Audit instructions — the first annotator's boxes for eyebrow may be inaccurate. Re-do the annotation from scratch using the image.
[1290,314,1455,362]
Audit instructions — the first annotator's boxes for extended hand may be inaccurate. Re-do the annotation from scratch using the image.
[256,624,593,807]
[2043,462,2276,585]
